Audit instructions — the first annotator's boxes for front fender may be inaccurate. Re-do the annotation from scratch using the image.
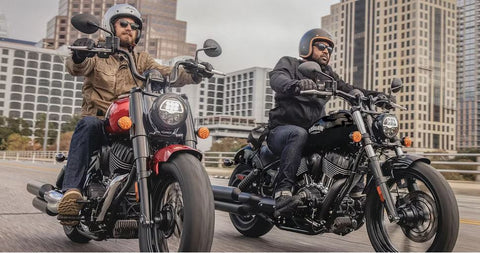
[152,144,202,175]
[381,154,431,176]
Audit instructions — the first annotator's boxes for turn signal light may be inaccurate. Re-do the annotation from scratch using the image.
[197,127,210,139]
[376,186,385,202]
[135,182,139,202]
[350,131,362,143]
[118,116,132,130]
[401,136,412,147]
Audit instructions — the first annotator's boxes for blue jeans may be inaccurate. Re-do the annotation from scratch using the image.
[62,116,107,191]
[267,125,308,193]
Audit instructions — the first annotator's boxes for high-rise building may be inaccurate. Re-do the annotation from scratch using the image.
[322,0,457,152]
[0,38,84,145]
[173,67,273,150]
[456,0,480,150]
[0,13,7,38]
[42,0,196,61]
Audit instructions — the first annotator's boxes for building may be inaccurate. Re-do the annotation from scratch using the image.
[456,0,480,150]
[42,0,196,61]
[172,67,273,151]
[0,38,84,145]
[0,13,7,38]
[321,0,457,152]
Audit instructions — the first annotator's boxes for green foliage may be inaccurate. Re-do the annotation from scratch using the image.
[210,137,247,152]
[0,116,33,150]
[5,133,30,150]
[61,115,81,133]
[34,113,58,145]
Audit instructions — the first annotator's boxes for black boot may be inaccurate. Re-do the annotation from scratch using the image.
[274,191,301,217]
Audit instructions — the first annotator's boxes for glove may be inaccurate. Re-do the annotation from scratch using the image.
[189,61,214,83]
[298,79,316,90]
[71,38,96,64]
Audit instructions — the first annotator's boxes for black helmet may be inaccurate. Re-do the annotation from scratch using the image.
[299,28,335,59]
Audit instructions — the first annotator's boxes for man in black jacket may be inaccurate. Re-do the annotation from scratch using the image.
[268,28,379,216]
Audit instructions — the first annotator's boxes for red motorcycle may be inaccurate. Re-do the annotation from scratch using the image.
[27,13,222,252]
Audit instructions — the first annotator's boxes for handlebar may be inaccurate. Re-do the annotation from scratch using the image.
[68,43,225,84]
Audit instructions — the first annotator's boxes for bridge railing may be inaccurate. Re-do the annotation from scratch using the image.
[1,151,479,181]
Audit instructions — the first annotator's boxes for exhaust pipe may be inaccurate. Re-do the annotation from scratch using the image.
[32,197,57,216]
[27,181,63,215]
[212,185,275,214]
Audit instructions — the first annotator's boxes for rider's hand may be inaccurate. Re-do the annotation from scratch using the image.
[297,79,317,91]
[188,61,214,83]
[71,38,96,64]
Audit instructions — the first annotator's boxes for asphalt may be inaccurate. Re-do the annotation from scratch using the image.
[205,167,480,197]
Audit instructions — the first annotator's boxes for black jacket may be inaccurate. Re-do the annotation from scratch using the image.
[268,56,376,129]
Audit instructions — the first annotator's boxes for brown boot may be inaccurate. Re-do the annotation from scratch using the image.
[57,189,84,226]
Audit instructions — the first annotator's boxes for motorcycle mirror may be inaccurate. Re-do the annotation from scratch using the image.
[390,78,403,93]
[203,39,222,57]
[298,61,334,82]
[195,39,222,61]
[71,13,101,34]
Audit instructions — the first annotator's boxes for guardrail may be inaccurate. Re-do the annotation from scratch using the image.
[1,151,479,181]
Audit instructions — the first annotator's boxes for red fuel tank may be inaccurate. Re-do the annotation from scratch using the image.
[105,97,130,134]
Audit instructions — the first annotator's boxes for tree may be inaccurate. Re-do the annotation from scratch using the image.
[34,113,57,146]
[6,133,30,150]
[210,137,247,152]
[61,114,81,133]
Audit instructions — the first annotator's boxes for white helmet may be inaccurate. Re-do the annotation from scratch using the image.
[102,4,143,44]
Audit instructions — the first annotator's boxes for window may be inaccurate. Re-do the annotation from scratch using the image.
[14,50,26,58]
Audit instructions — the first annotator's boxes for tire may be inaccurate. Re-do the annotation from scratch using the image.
[138,153,214,252]
[63,225,91,243]
[365,162,459,251]
[228,164,273,237]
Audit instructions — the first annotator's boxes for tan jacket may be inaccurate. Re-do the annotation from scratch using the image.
[66,51,195,118]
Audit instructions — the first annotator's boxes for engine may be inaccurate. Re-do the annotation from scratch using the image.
[293,152,364,235]
[108,141,134,175]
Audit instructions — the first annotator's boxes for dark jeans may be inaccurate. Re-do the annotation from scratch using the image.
[62,116,107,191]
[267,125,308,193]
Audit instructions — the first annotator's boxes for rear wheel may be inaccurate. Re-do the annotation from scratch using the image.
[365,162,459,251]
[138,153,214,252]
[228,164,273,237]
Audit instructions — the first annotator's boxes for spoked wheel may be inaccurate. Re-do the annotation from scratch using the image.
[138,153,214,252]
[228,164,273,237]
[365,162,459,251]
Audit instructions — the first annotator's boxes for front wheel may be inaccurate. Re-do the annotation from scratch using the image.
[138,153,214,252]
[365,162,459,251]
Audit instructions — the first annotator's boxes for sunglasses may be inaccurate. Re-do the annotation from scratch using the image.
[314,43,333,54]
[118,19,140,30]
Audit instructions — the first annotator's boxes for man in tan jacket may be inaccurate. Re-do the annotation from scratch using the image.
[58,3,209,225]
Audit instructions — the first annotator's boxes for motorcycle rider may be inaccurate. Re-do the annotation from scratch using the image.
[58,4,212,225]
[268,28,381,216]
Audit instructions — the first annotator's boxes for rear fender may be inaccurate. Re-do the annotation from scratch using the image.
[152,144,202,175]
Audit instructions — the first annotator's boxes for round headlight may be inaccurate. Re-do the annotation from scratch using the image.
[375,114,399,139]
[149,94,188,130]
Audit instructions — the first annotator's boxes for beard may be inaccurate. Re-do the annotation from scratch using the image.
[119,34,136,49]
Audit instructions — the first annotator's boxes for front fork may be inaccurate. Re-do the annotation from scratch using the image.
[130,88,153,227]
[352,111,400,222]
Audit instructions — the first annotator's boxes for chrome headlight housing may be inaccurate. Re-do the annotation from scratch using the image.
[149,94,188,130]
[374,114,399,139]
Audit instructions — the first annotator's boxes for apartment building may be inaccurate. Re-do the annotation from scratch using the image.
[322,0,457,152]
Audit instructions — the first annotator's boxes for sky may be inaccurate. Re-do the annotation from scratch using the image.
[0,0,340,72]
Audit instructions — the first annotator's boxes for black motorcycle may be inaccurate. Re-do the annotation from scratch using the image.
[213,61,459,251]
[27,13,223,252]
